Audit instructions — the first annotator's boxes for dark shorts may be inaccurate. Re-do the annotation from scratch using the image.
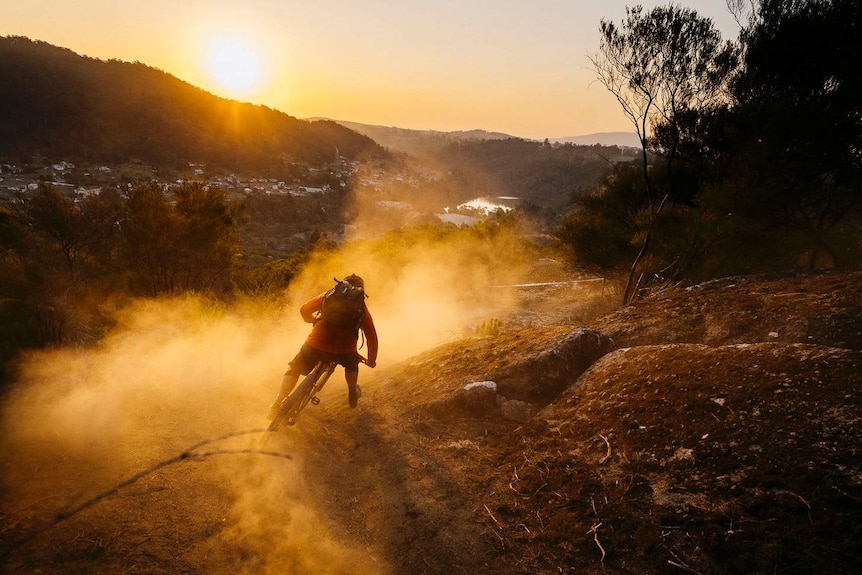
[286,343,361,376]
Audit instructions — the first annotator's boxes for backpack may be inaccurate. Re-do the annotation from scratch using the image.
[319,278,366,329]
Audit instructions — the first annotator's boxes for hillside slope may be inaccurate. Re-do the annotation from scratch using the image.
[310,119,516,158]
[1,271,860,574]
[0,36,387,172]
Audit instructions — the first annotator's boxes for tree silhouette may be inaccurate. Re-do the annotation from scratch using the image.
[25,184,121,281]
[726,0,862,268]
[590,5,737,303]
[122,182,239,296]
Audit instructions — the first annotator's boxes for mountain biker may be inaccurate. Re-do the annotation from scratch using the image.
[268,273,378,419]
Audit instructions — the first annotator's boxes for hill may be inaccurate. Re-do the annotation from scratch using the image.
[431,138,635,209]
[311,119,641,157]
[307,119,516,158]
[317,119,639,209]
[0,36,388,174]
[551,131,641,148]
[2,270,860,574]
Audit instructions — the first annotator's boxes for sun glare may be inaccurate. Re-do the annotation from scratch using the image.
[203,34,267,99]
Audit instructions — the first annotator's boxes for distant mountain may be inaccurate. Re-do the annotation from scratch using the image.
[310,119,641,157]
[0,36,387,173]
[308,118,639,209]
[306,118,517,158]
[550,132,641,148]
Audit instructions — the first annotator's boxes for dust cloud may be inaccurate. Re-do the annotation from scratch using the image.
[289,220,532,364]
[0,216,534,572]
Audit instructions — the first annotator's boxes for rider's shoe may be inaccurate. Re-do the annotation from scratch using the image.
[267,399,283,420]
[348,385,362,408]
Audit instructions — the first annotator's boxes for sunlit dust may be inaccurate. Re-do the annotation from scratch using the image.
[203,33,267,99]
[0,167,545,572]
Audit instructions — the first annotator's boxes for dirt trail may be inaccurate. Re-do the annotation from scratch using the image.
[0,364,509,575]
[0,278,615,575]
[268,378,507,575]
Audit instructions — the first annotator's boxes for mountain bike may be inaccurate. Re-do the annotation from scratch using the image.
[267,357,363,431]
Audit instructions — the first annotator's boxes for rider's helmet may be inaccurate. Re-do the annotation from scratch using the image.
[343,273,365,290]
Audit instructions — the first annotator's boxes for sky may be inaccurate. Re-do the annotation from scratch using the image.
[1,0,740,140]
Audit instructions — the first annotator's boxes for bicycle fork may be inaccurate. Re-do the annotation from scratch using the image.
[309,363,336,406]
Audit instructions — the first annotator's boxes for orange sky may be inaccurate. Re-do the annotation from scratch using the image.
[1,1,739,140]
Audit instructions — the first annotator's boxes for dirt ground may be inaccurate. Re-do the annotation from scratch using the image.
[1,270,861,574]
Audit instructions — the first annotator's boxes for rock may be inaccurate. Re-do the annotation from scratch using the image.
[426,383,499,419]
[492,327,615,403]
[500,399,537,423]
[464,381,497,392]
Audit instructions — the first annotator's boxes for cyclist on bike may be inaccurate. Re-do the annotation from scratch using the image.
[268,273,378,419]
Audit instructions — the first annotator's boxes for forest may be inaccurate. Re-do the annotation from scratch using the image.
[559,0,861,302]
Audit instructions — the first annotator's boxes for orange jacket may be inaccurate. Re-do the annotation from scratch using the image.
[300,293,378,364]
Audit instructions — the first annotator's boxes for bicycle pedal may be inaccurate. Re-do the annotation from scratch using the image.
[310,396,321,405]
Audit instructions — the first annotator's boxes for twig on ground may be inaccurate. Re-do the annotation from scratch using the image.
[483,504,506,548]
[597,434,612,464]
[775,489,813,523]
[508,467,528,497]
[833,485,862,503]
[667,549,705,575]
[587,522,605,563]
[484,504,502,530]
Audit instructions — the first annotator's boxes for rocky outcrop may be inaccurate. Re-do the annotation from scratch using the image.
[490,327,615,403]
[425,328,615,421]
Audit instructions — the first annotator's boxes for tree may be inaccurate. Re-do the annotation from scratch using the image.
[122,182,177,295]
[590,4,737,303]
[172,181,241,293]
[555,164,645,271]
[122,182,240,296]
[725,0,862,268]
[25,183,121,281]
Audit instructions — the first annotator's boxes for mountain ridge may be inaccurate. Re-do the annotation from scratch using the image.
[0,36,387,174]
[0,35,636,177]
[308,117,641,152]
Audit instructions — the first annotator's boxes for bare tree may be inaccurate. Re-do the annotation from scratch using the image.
[589,4,737,304]
[726,0,759,29]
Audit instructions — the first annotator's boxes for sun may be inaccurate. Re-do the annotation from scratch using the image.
[203,34,267,99]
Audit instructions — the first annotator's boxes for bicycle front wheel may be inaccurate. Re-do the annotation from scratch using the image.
[267,372,317,431]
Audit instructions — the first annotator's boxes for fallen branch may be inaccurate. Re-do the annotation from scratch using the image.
[1,428,287,559]
[508,467,528,497]
[533,483,548,497]
[484,504,507,549]
[775,489,812,523]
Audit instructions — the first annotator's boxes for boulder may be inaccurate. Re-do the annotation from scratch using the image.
[492,327,615,403]
[426,382,499,419]
[500,399,537,423]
